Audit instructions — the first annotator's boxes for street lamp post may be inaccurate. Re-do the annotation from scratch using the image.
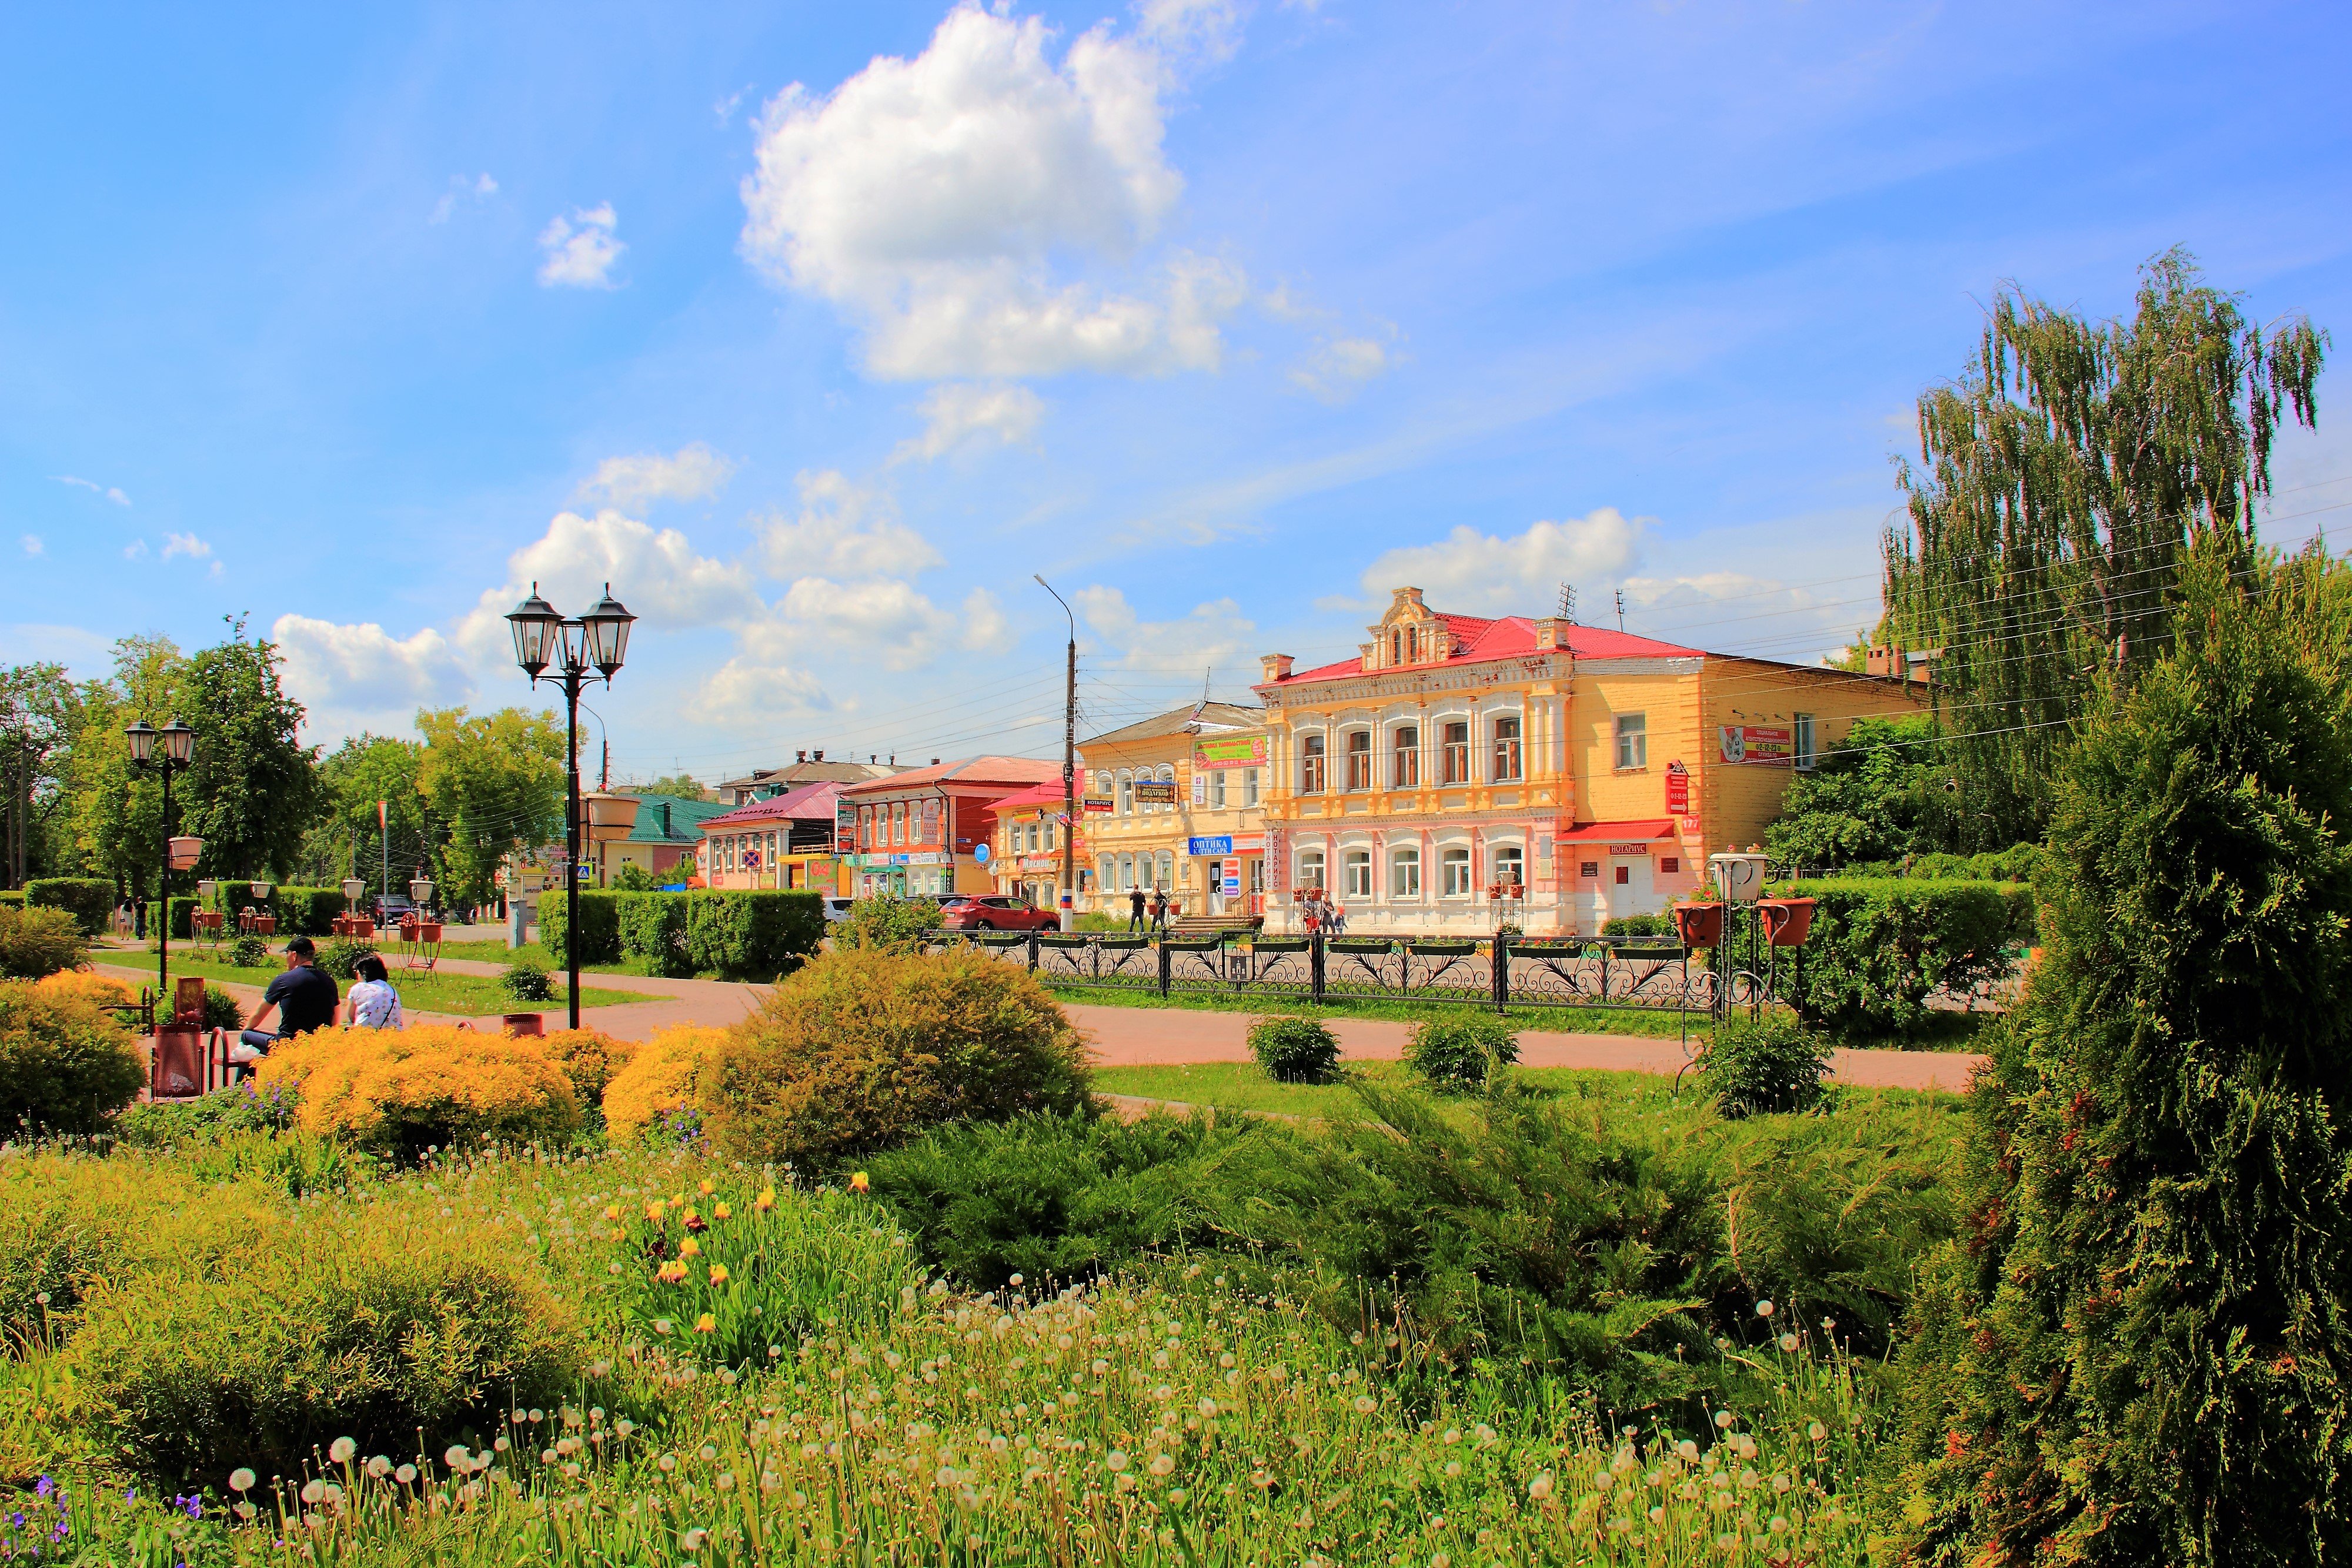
[1033,576,1078,932]
[507,581,634,1029]
[125,717,196,1004]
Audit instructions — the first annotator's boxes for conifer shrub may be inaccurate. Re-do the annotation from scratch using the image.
[700,946,1094,1167]
[1780,877,2026,1036]
[1696,1010,1835,1116]
[1246,1014,1341,1083]
[602,1024,725,1145]
[499,958,555,1003]
[0,981,148,1137]
[1405,1014,1521,1091]
[0,904,88,979]
[256,1026,580,1159]
[1887,554,2352,1562]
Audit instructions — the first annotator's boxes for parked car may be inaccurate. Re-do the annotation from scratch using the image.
[820,895,854,924]
[372,894,415,925]
[938,895,1061,932]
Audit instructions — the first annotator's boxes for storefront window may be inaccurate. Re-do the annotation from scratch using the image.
[1492,716,1523,781]
[1441,721,1470,784]
[1441,846,1472,895]
[1391,726,1419,788]
[1300,734,1327,794]
[1391,845,1421,897]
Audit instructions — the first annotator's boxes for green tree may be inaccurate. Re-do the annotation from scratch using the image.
[1765,714,1959,867]
[299,734,430,890]
[627,773,710,800]
[0,662,73,887]
[177,620,320,880]
[416,706,564,907]
[64,636,188,905]
[1885,249,2328,848]
[1888,545,2352,1563]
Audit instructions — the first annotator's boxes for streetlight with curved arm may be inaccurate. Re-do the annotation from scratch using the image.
[1034,575,1078,931]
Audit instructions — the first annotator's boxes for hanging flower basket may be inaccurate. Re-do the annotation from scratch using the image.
[1758,896,1818,947]
[1672,901,1725,947]
[168,835,203,872]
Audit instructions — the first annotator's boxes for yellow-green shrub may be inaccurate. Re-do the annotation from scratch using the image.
[539,1026,637,1105]
[0,979,147,1137]
[34,969,133,1009]
[700,945,1094,1167]
[601,1024,723,1145]
[258,1025,580,1158]
[67,1204,582,1483]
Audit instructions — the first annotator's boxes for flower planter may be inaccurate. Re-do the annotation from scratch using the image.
[502,1012,544,1037]
[1672,901,1725,947]
[1758,897,1817,947]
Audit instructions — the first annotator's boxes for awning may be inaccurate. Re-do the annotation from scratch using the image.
[1556,818,1676,843]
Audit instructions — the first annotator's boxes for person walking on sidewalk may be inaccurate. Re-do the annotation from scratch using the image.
[1151,887,1171,934]
[1128,885,1147,934]
[232,936,340,1074]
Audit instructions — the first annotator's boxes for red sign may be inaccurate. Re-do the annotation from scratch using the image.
[1718,726,1792,766]
[1664,760,1689,813]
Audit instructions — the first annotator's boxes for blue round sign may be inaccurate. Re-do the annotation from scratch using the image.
[974,842,991,863]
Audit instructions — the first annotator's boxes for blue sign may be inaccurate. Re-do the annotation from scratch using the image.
[974,842,991,863]
[1185,835,1233,857]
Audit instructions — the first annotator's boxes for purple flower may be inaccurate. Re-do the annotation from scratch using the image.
[29,1481,48,1499]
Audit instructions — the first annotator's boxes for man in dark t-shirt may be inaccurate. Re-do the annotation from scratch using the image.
[236,937,340,1066]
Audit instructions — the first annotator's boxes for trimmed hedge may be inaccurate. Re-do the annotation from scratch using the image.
[27,877,112,935]
[273,886,348,935]
[546,889,826,979]
[1782,877,2033,1038]
[0,891,24,908]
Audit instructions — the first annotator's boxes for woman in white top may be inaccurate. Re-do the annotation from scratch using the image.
[345,953,405,1029]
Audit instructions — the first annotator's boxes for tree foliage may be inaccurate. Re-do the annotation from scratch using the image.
[300,734,429,888]
[1765,714,1959,867]
[1885,249,2328,847]
[1889,545,2352,1564]
[415,706,564,906]
[178,621,320,880]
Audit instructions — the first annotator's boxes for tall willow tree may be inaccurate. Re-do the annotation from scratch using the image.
[1885,249,2327,847]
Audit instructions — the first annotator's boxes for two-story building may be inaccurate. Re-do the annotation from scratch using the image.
[840,757,1062,900]
[1078,701,1269,920]
[717,750,891,807]
[695,780,850,891]
[983,779,1090,910]
[1252,586,1927,935]
[599,793,726,887]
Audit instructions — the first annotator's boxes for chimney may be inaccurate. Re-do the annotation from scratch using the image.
[869,754,877,764]
[796,749,807,763]
[1259,653,1294,683]
[1534,617,1561,651]
[930,758,940,766]
[813,749,824,762]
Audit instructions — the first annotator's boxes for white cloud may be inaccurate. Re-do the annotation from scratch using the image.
[1135,0,1247,63]
[1291,333,1394,400]
[714,85,753,125]
[1073,584,1258,673]
[161,532,212,561]
[457,507,763,657]
[756,470,943,579]
[55,475,129,506]
[430,172,499,223]
[773,577,957,671]
[961,586,1016,654]
[20,535,41,557]
[1355,510,1651,616]
[272,614,476,739]
[739,4,1245,379]
[576,442,739,508]
[122,540,148,560]
[893,382,1046,463]
[537,203,626,289]
[690,656,835,726]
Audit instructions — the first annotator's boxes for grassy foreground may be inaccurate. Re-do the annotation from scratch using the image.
[1,1135,1883,1566]
[91,951,662,1017]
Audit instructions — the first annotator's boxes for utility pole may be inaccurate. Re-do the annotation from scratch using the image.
[1035,575,1079,931]
[1616,590,1626,633]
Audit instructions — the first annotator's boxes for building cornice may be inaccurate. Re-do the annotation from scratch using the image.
[1260,653,1571,712]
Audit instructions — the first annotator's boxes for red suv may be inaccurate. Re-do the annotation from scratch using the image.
[938,895,1062,932]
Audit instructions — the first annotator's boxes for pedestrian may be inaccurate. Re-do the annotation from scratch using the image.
[1301,892,1324,935]
[345,952,404,1030]
[1328,900,1348,937]
[1151,886,1170,933]
[1128,884,1147,934]
[231,936,340,1075]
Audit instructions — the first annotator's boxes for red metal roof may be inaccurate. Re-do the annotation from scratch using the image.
[1261,616,1702,689]
[699,780,844,828]
[839,756,1062,797]
[1558,818,1678,842]
[988,779,1077,811]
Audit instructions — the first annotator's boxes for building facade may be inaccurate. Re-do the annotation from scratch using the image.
[1078,701,1269,920]
[694,781,849,892]
[983,779,1090,908]
[1253,587,1927,935]
[598,793,726,887]
[840,757,1062,900]
[718,750,892,807]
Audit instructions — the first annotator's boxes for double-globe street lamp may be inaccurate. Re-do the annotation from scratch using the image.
[506,581,634,1029]
[124,717,198,1005]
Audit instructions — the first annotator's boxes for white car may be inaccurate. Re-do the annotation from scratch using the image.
[820,895,854,924]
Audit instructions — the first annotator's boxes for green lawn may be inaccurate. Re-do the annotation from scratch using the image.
[434,938,656,976]
[93,952,660,1018]
[1093,1058,1962,1118]
[1039,977,1699,1038]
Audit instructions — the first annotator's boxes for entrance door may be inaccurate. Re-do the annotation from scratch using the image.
[1606,856,1656,928]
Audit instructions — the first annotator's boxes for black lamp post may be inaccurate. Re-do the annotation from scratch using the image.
[126,717,196,1003]
[507,581,633,1028]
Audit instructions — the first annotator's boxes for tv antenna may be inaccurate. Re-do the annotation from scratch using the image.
[1556,583,1577,624]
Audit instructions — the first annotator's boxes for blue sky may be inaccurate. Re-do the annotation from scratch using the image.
[7,0,2350,783]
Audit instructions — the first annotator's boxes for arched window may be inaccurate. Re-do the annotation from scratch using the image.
[1118,770,1134,815]
[1156,764,1176,813]
[1492,715,1523,781]
[1297,848,1326,893]
[1097,853,1114,888]
[1299,733,1327,794]
[1118,853,1136,890]
[1493,845,1525,889]
[1391,845,1421,898]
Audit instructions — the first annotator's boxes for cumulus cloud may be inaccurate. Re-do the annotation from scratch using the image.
[756,470,943,579]
[457,507,763,657]
[893,382,1045,463]
[161,532,212,561]
[1073,584,1258,673]
[960,586,1016,654]
[576,443,738,509]
[122,540,148,560]
[55,475,129,506]
[430,172,499,223]
[1354,510,1651,616]
[690,655,835,726]
[273,614,475,740]
[537,203,626,289]
[773,577,958,671]
[738,4,1244,379]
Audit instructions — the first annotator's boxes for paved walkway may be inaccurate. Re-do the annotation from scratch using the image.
[94,947,1982,1092]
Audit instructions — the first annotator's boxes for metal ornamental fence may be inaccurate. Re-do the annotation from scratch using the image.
[935,927,1786,1019]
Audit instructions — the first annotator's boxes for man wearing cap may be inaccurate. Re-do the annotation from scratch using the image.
[233,935,342,1069]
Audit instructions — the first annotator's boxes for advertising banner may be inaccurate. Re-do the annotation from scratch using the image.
[1186,835,1234,857]
[1134,778,1178,805]
[835,797,856,854]
[1193,734,1268,770]
[1718,726,1792,765]
[1665,759,1690,813]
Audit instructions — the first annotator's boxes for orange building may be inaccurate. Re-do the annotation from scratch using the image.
[840,757,1062,900]
[1252,587,1927,935]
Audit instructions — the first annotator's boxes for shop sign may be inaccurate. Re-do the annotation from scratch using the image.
[1606,843,1651,856]
[1134,779,1178,804]
[1186,834,1234,856]
[835,797,856,854]
[1221,860,1242,897]
[1664,760,1689,813]
[1018,855,1058,872]
[974,842,991,863]
[1227,833,1266,853]
[1083,797,1114,813]
[1192,774,1208,805]
[1718,726,1792,765]
[1193,734,1269,770]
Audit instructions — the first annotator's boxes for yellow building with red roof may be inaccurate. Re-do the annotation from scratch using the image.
[1253,586,1927,936]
